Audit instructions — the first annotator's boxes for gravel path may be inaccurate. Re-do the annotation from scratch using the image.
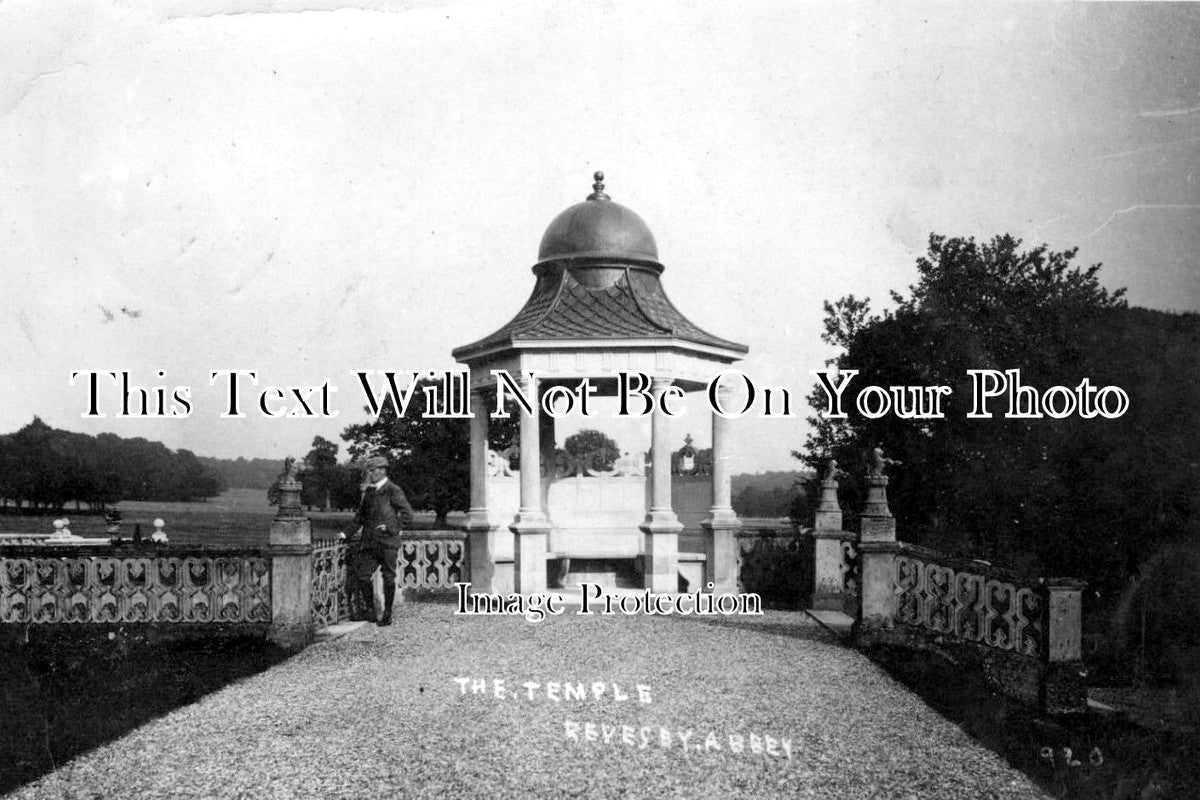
[10,604,1050,799]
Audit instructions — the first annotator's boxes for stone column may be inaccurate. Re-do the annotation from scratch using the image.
[853,469,899,646]
[510,375,550,594]
[1040,578,1088,714]
[539,395,556,514]
[640,377,682,593]
[702,379,740,594]
[268,473,314,648]
[810,461,847,611]
[464,387,495,591]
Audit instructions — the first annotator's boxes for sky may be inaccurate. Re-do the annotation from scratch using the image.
[2,1,1198,474]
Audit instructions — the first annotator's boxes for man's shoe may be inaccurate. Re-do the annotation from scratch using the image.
[377,611,393,626]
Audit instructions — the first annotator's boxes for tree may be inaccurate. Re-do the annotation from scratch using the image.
[795,233,1199,604]
[302,436,341,511]
[326,462,363,511]
[732,483,806,519]
[0,418,225,510]
[561,429,620,473]
[341,379,518,524]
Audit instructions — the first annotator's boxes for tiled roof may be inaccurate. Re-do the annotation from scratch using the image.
[453,267,747,360]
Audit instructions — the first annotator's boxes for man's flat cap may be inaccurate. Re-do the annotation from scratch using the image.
[364,455,389,469]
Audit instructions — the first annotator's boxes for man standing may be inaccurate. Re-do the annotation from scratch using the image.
[352,455,414,626]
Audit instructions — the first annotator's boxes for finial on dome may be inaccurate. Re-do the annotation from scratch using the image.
[587,170,610,201]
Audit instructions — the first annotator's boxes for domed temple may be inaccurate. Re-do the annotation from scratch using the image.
[452,172,748,595]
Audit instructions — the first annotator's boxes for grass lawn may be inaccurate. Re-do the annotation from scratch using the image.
[0,488,438,546]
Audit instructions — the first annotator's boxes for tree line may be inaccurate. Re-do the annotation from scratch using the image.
[798,233,1200,608]
[0,417,225,512]
[196,456,282,491]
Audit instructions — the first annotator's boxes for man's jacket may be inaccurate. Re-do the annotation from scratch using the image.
[357,480,415,538]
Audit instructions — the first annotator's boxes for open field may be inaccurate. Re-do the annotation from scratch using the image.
[0,489,452,546]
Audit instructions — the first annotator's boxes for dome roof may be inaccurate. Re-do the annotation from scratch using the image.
[536,172,659,265]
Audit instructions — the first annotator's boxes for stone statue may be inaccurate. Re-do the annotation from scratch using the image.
[268,456,306,509]
[868,446,901,479]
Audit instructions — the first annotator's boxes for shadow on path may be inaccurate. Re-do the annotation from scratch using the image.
[868,644,1200,799]
[0,628,291,795]
[654,609,838,644]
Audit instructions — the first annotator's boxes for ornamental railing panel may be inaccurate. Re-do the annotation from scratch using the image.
[840,537,860,596]
[895,544,1042,658]
[840,536,860,615]
[396,531,467,591]
[0,548,271,624]
[311,539,349,629]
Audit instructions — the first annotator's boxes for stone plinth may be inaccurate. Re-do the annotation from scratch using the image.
[1039,578,1088,715]
[511,514,551,594]
[852,540,901,646]
[853,474,898,646]
[810,531,849,611]
[465,517,513,594]
[267,515,313,649]
[811,466,848,611]
[640,512,682,593]
[702,510,741,595]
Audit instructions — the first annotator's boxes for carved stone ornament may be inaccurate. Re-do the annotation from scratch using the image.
[268,457,305,516]
[868,445,902,479]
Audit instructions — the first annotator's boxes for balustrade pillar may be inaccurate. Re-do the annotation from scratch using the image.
[702,379,740,594]
[465,387,497,591]
[467,387,490,521]
[267,475,313,648]
[539,395,556,513]
[510,376,550,594]
[640,377,681,593]
[1040,578,1088,714]
[853,468,898,645]
[810,461,848,611]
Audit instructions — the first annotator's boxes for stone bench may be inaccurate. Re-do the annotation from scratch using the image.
[545,548,707,593]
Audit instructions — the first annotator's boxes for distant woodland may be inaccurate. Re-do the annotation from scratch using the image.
[0,412,814,517]
[0,418,225,512]
[197,456,283,491]
[731,471,812,518]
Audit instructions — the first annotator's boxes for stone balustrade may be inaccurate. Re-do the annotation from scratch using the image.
[895,544,1044,657]
[397,530,468,591]
[0,452,1088,716]
[0,516,471,648]
[810,454,1087,714]
[0,543,271,625]
[890,543,1087,713]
